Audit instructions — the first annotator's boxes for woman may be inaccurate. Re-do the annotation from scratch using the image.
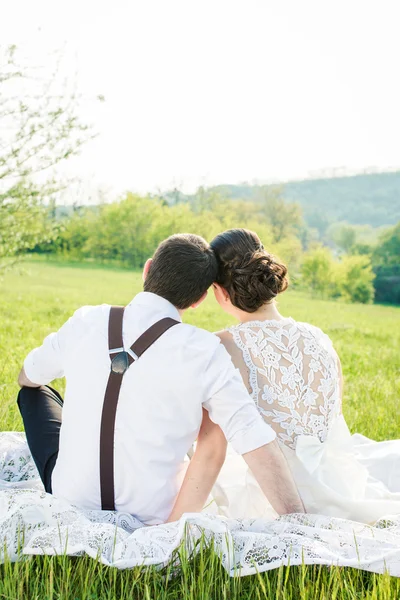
[209,228,400,523]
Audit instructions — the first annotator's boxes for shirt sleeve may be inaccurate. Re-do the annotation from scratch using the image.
[23,308,85,385]
[202,342,276,455]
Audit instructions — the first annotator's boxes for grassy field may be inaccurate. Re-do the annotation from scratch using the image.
[0,258,400,599]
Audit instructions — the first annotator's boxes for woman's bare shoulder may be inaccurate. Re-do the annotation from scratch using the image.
[215,329,237,352]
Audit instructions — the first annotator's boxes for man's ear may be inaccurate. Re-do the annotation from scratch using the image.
[190,290,208,309]
[142,258,152,282]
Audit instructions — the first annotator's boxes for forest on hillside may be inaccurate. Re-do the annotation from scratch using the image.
[178,171,400,234]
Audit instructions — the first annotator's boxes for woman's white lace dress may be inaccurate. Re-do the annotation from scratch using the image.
[210,319,400,558]
[1,318,400,576]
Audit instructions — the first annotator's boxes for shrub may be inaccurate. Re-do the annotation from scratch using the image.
[300,246,334,296]
[301,248,375,304]
[373,264,400,304]
[334,255,375,304]
[373,222,400,266]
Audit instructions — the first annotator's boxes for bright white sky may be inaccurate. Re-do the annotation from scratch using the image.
[1,0,400,198]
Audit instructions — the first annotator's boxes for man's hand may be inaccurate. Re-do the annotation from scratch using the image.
[243,440,305,515]
[166,409,227,523]
[18,368,40,388]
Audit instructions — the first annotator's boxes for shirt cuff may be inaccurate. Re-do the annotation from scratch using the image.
[23,352,46,386]
[229,421,277,455]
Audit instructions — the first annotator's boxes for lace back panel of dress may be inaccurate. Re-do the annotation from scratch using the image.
[229,320,341,450]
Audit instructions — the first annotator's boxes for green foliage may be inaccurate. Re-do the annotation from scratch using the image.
[48,193,302,272]
[374,265,400,305]
[0,182,56,267]
[333,255,375,304]
[300,247,375,304]
[300,246,334,296]
[256,187,303,243]
[371,223,400,303]
[305,209,331,238]
[350,242,374,256]
[327,223,357,253]
[0,45,91,269]
[373,222,400,267]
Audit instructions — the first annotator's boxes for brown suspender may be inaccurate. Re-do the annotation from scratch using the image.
[99,306,179,511]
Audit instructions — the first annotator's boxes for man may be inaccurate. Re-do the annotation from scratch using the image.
[18,234,304,525]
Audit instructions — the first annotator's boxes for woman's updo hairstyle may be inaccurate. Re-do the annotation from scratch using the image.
[210,228,289,313]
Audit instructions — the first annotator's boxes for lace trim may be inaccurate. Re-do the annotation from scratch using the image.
[229,327,260,405]
[229,317,295,329]
[225,320,341,450]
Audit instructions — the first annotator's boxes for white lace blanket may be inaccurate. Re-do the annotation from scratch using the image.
[1,432,400,577]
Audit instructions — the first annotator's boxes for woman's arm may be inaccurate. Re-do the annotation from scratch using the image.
[166,409,227,522]
[243,440,305,514]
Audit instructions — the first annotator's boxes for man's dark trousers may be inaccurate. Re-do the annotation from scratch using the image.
[17,385,63,493]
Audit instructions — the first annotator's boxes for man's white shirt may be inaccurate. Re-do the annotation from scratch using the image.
[24,292,276,524]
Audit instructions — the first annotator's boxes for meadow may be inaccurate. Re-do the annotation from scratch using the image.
[0,258,399,599]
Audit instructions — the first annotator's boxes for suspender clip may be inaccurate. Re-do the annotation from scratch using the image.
[110,351,130,374]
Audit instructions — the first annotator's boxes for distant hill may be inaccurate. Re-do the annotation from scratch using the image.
[55,170,400,232]
[208,171,400,230]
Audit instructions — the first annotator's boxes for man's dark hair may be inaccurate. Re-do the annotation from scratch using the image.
[144,234,218,309]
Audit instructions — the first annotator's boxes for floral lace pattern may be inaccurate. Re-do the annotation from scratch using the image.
[228,319,342,449]
[1,432,400,576]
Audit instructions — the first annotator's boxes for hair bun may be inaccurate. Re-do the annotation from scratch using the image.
[228,251,288,312]
[210,228,289,313]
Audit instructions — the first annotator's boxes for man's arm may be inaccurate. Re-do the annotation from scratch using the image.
[18,367,40,388]
[166,409,227,522]
[17,307,86,389]
[243,440,305,514]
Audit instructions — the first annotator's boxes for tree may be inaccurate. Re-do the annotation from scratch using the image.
[257,187,303,243]
[300,246,334,296]
[328,224,357,253]
[334,255,375,304]
[373,222,400,266]
[0,45,92,269]
[349,243,373,256]
[301,246,375,303]
[372,222,400,304]
[305,209,331,239]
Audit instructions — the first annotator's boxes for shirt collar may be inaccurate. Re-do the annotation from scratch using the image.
[128,292,182,322]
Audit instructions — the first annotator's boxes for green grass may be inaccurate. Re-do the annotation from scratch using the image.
[1,259,400,599]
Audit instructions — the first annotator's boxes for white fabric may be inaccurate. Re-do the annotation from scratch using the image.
[1,432,400,576]
[23,293,275,524]
[227,318,341,450]
[210,319,400,525]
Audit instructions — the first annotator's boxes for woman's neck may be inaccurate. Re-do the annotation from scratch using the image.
[238,302,285,324]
